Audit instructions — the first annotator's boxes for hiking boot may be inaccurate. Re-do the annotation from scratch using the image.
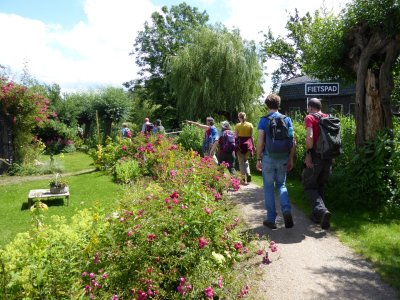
[263,220,277,229]
[320,211,331,230]
[283,212,294,228]
[310,214,320,224]
[246,174,252,183]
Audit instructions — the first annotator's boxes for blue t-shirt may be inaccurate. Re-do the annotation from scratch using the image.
[202,125,219,155]
[258,112,293,158]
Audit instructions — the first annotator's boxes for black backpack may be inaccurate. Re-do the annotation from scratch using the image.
[312,113,342,159]
[263,114,294,155]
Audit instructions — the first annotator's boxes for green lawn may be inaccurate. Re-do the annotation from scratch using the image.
[253,174,400,290]
[0,152,123,247]
[39,151,94,173]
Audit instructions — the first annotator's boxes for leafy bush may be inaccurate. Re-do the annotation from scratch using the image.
[328,128,400,211]
[33,119,76,154]
[0,133,269,299]
[176,124,204,154]
[0,211,98,299]
[114,158,140,184]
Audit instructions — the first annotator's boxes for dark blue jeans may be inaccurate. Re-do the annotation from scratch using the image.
[218,151,236,174]
[302,156,332,220]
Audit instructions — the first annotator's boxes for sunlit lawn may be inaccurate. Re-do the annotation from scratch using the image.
[39,151,94,173]
[0,152,123,247]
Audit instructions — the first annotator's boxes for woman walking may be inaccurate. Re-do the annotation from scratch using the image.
[235,112,255,185]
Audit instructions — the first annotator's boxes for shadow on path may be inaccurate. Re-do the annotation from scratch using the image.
[230,183,399,300]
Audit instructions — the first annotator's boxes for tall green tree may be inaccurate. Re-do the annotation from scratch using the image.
[129,3,209,125]
[263,0,400,146]
[94,87,130,138]
[167,25,263,121]
[261,9,309,92]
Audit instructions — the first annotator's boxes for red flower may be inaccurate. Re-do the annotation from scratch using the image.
[198,236,209,249]
[147,234,156,242]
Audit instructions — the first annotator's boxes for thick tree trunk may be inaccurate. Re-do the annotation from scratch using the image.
[104,119,112,139]
[379,34,400,129]
[352,29,396,147]
[365,70,383,141]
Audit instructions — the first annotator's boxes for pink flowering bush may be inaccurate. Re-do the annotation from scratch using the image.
[0,133,271,299]
[0,78,52,164]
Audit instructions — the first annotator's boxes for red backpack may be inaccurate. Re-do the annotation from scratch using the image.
[123,128,132,138]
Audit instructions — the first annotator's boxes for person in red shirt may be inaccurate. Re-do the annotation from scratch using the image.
[303,98,332,230]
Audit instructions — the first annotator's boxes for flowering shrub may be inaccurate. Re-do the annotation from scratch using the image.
[0,78,52,164]
[0,132,277,298]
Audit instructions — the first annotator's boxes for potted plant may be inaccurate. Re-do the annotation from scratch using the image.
[49,173,68,194]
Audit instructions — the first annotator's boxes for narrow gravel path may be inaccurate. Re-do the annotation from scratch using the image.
[230,183,399,300]
[0,168,96,186]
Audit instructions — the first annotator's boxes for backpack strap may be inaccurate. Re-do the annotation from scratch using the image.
[311,113,322,120]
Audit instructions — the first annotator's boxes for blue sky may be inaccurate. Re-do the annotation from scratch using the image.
[0,0,348,93]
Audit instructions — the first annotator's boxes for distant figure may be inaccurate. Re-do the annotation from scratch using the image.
[216,121,236,174]
[141,117,154,134]
[153,119,165,135]
[122,123,132,138]
[77,124,84,139]
[186,117,219,164]
[235,112,255,185]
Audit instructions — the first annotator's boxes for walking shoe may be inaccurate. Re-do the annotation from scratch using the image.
[263,220,277,229]
[246,174,252,183]
[283,212,294,228]
[310,214,320,224]
[320,211,331,230]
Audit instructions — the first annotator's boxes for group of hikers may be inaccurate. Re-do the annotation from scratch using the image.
[186,113,255,186]
[122,93,339,231]
[188,93,340,231]
[122,118,165,138]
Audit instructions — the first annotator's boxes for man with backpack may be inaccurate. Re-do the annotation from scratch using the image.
[256,94,296,229]
[303,98,341,230]
[214,121,236,174]
[141,118,154,134]
[122,123,132,138]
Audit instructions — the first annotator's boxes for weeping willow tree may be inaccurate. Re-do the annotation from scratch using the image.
[167,25,263,121]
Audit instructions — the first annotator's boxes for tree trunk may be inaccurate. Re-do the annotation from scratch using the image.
[364,69,383,141]
[0,113,13,173]
[352,29,397,147]
[379,34,400,129]
[104,119,112,139]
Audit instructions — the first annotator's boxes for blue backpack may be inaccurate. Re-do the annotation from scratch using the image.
[263,114,293,156]
[221,130,236,153]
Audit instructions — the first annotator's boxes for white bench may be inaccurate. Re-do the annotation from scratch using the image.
[28,187,70,207]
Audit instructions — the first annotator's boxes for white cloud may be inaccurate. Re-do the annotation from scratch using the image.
[222,0,349,94]
[0,0,158,92]
[0,0,350,94]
